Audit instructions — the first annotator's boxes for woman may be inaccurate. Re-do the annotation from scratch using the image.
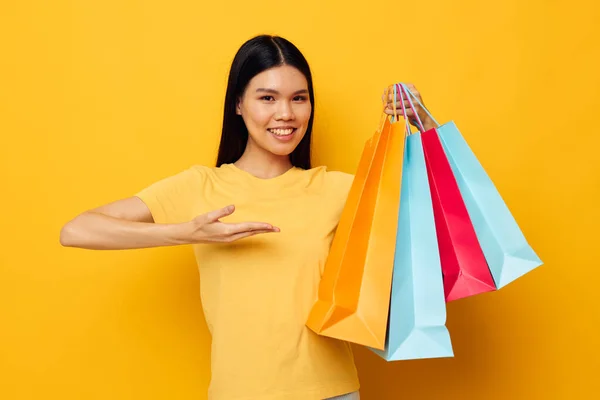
[60,34,435,400]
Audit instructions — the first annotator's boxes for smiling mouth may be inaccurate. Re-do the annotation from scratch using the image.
[267,128,296,136]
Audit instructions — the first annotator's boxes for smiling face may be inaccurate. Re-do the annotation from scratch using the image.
[236,65,312,159]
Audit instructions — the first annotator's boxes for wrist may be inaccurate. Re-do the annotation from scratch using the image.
[422,117,437,131]
[167,221,195,245]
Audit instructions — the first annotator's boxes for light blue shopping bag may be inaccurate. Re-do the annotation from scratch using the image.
[404,84,542,288]
[371,85,453,360]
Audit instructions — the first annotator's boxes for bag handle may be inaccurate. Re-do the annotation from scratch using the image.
[396,84,412,137]
[391,84,401,122]
[400,83,441,129]
[389,83,420,135]
[398,83,427,132]
[381,83,440,134]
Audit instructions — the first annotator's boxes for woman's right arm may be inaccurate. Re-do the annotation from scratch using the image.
[59,197,192,250]
[59,198,279,251]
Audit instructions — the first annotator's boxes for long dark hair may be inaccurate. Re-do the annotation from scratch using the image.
[216,35,314,169]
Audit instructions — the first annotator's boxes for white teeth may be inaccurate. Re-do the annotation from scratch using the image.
[269,128,294,136]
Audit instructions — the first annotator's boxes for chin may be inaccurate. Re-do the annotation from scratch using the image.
[267,144,298,157]
[264,133,305,156]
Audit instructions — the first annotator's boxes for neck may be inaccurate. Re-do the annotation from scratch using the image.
[234,141,293,179]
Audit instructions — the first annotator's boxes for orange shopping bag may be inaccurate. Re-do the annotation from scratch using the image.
[306,90,405,350]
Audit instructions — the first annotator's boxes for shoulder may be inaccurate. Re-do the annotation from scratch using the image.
[169,164,218,183]
[137,164,210,193]
[324,169,354,187]
[187,164,212,177]
[302,165,354,196]
[134,164,213,223]
[171,164,210,185]
[311,165,354,184]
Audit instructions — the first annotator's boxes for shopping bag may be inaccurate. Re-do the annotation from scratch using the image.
[403,86,542,288]
[398,84,496,302]
[306,89,405,350]
[371,87,453,360]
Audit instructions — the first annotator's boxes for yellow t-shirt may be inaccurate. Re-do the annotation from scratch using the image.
[135,163,360,400]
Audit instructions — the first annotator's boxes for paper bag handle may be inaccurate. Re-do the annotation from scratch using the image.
[397,83,427,132]
[396,84,412,137]
[400,83,441,129]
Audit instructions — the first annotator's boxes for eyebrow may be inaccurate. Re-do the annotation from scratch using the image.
[255,88,309,95]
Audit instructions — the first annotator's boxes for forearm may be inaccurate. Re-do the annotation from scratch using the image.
[60,211,191,250]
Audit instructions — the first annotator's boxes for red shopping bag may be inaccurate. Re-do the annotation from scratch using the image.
[421,129,496,301]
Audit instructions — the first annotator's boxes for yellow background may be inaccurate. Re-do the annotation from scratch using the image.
[1,0,599,399]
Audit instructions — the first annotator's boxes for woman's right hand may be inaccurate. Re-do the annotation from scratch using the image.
[186,205,279,244]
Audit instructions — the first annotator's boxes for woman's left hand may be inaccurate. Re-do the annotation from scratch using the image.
[382,83,436,131]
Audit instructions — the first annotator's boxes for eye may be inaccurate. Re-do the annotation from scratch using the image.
[293,95,308,102]
[260,95,275,101]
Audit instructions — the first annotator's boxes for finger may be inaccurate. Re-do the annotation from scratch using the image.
[386,100,422,115]
[227,222,279,234]
[384,108,415,117]
[385,90,401,103]
[384,103,416,114]
[226,229,279,242]
[386,100,417,109]
[385,92,419,106]
[206,205,235,222]
[393,84,419,101]
[403,83,418,92]
[404,86,422,102]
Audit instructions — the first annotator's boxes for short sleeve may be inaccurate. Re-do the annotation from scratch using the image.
[325,170,355,209]
[134,166,204,224]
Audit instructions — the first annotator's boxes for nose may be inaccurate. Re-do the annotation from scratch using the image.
[275,100,295,121]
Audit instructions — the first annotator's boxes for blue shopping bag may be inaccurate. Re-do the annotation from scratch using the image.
[371,85,453,361]
[403,85,542,288]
